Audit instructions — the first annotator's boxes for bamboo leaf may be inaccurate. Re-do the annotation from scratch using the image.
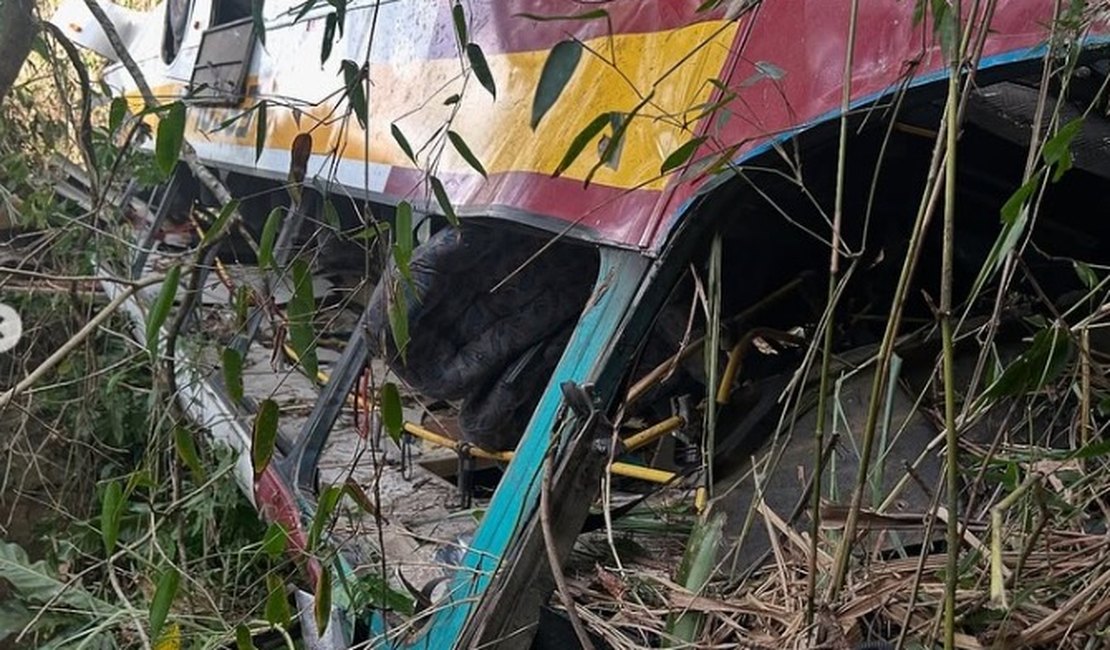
[221,346,244,403]
[314,569,332,635]
[174,426,206,482]
[380,382,403,444]
[447,130,488,178]
[254,100,267,162]
[155,101,186,178]
[393,201,413,282]
[1042,117,1083,182]
[352,574,415,615]
[452,2,467,48]
[531,40,583,129]
[466,43,496,98]
[202,199,240,245]
[322,199,340,230]
[553,112,612,177]
[661,137,708,175]
[109,97,128,133]
[251,0,266,45]
[984,326,1073,398]
[262,522,288,558]
[288,259,319,378]
[320,12,337,64]
[387,288,409,358]
[309,485,343,550]
[1074,260,1098,289]
[149,567,180,641]
[258,207,283,270]
[391,124,417,164]
[515,9,609,21]
[252,399,280,478]
[264,574,290,628]
[430,176,459,226]
[101,480,124,555]
[586,93,652,185]
[147,265,181,359]
[235,624,254,650]
[341,60,368,129]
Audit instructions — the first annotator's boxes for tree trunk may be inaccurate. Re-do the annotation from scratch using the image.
[0,0,37,105]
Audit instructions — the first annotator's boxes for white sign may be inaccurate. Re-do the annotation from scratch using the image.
[0,303,22,353]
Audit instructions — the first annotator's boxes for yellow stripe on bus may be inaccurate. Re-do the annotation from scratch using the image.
[138,20,737,191]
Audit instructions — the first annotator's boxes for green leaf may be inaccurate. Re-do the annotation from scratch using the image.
[156,102,186,178]
[264,574,290,629]
[515,9,609,21]
[314,569,331,635]
[387,288,409,358]
[309,484,343,550]
[322,199,340,230]
[452,2,467,49]
[109,97,129,133]
[258,207,284,270]
[393,201,413,282]
[293,0,317,23]
[380,382,403,443]
[234,285,251,326]
[351,574,415,615]
[430,176,459,226]
[667,512,725,643]
[586,94,652,185]
[101,480,124,554]
[149,568,179,641]
[985,326,1073,399]
[222,347,244,403]
[443,93,461,105]
[254,100,267,162]
[329,0,345,36]
[341,60,368,129]
[553,112,612,177]
[320,12,337,64]
[1042,117,1083,182]
[252,399,280,478]
[0,540,114,612]
[930,0,958,60]
[1000,174,1041,226]
[235,624,255,650]
[251,0,266,45]
[0,601,31,644]
[202,199,240,245]
[1074,260,1098,289]
[391,124,417,164]
[466,43,496,98]
[261,522,288,558]
[288,259,319,378]
[531,40,582,130]
[447,130,488,178]
[969,171,1044,300]
[395,201,413,254]
[174,426,206,482]
[661,137,708,175]
[147,265,181,359]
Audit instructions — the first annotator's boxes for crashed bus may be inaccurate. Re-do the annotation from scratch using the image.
[52,0,1110,647]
